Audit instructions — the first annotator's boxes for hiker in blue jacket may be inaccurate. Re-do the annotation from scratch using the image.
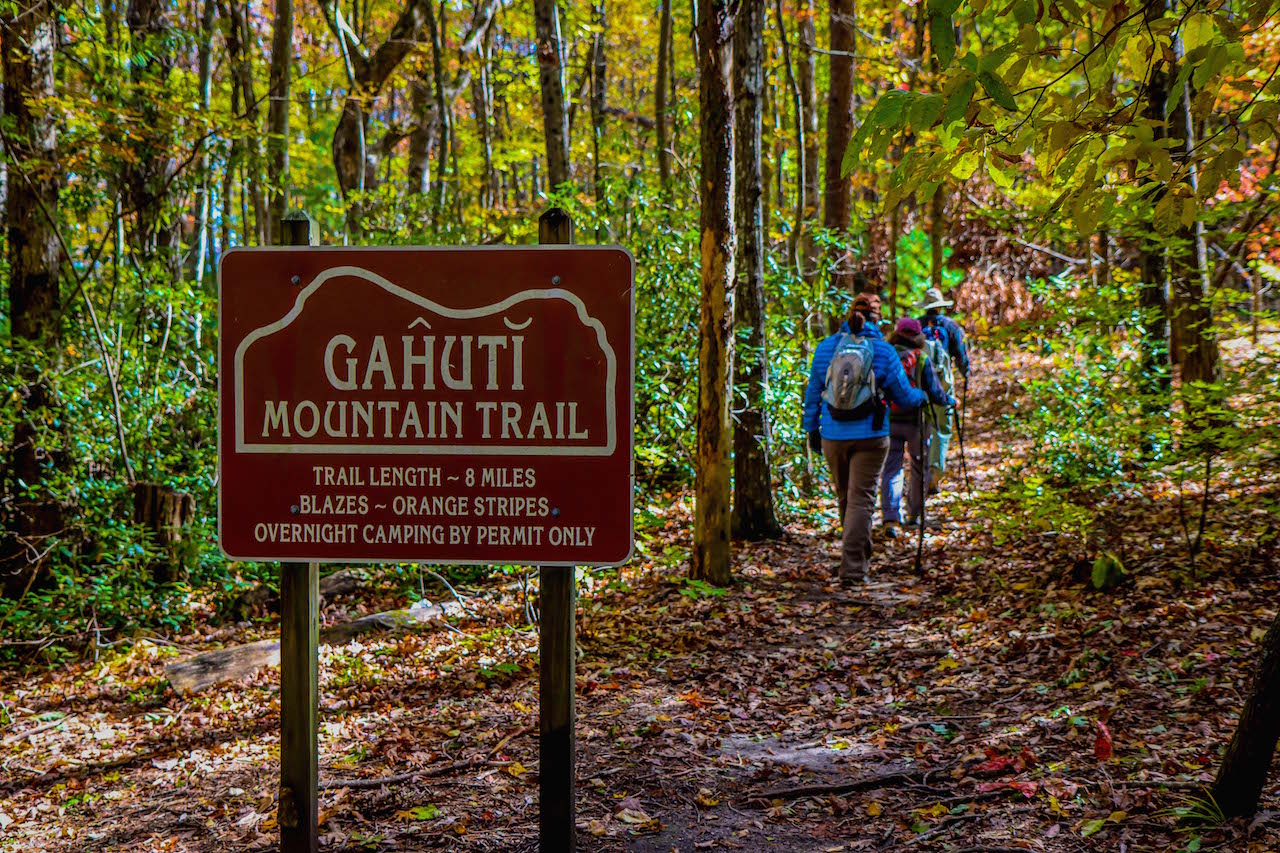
[804,292,928,585]
[881,317,955,538]
[916,287,971,488]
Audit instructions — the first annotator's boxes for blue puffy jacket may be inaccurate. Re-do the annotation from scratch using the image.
[803,322,928,440]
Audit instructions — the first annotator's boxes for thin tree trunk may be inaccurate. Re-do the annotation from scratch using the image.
[1138,0,1173,424]
[823,0,855,292]
[692,0,736,585]
[407,80,437,196]
[1170,28,1219,391]
[191,0,217,285]
[1,0,63,594]
[1096,226,1110,290]
[732,0,783,541]
[774,0,804,272]
[266,0,293,244]
[224,0,267,245]
[472,24,496,207]
[534,0,571,187]
[655,0,673,193]
[127,0,184,261]
[591,0,608,237]
[1213,611,1280,818]
[929,186,945,291]
[425,0,451,226]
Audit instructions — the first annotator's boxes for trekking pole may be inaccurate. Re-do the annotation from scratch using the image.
[957,373,973,500]
[914,406,933,573]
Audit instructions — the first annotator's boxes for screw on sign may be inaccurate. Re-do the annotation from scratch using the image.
[217,216,634,853]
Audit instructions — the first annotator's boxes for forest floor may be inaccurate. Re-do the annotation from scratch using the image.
[2,342,1280,852]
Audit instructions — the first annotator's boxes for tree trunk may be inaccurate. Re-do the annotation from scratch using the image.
[223,0,268,245]
[126,0,185,261]
[798,0,819,289]
[534,0,571,187]
[774,0,804,272]
[1213,611,1280,818]
[930,186,945,291]
[471,24,497,208]
[266,0,293,244]
[732,0,783,541]
[655,0,673,193]
[192,0,218,285]
[407,80,438,196]
[692,0,736,585]
[591,0,608,237]
[1096,226,1110,290]
[1,0,64,596]
[1169,31,1220,391]
[425,0,452,227]
[823,0,855,293]
[132,483,196,586]
[1138,0,1172,422]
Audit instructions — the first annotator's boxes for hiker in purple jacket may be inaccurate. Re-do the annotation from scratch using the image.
[803,292,928,584]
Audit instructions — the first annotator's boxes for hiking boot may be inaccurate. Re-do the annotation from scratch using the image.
[908,516,943,531]
[883,522,901,539]
[839,561,869,586]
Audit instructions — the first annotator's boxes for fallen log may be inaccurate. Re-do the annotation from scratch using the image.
[165,600,462,694]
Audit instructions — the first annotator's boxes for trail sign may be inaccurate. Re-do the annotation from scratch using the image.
[218,247,634,566]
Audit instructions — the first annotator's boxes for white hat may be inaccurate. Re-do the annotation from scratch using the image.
[919,287,954,310]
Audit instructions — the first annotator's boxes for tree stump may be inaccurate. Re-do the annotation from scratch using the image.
[132,482,196,585]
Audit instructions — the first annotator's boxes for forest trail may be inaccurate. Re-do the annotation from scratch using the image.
[1,344,1278,852]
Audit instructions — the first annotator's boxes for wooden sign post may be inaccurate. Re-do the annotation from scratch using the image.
[278,210,319,853]
[537,208,576,851]
[217,209,631,852]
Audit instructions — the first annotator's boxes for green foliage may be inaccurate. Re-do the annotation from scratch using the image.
[1091,552,1126,591]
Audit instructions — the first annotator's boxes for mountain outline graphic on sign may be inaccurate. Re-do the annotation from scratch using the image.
[233,265,618,456]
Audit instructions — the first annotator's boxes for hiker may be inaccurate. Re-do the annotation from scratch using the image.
[803,292,928,584]
[880,317,955,538]
[916,287,971,489]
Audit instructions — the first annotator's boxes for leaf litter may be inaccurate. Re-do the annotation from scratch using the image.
[1,346,1279,851]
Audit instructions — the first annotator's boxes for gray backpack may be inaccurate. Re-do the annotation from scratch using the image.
[822,333,878,421]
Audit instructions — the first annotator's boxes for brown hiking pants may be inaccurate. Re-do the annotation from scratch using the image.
[822,436,891,579]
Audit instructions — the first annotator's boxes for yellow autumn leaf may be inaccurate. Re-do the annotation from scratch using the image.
[937,658,961,670]
[506,762,528,776]
[867,801,883,817]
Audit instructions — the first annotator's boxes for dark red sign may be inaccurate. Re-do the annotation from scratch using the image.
[218,248,634,565]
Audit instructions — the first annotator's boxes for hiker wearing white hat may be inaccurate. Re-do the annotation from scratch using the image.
[915,288,971,490]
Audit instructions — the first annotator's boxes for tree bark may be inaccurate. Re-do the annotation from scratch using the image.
[223,0,268,245]
[1,0,64,596]
[655,0,674,193]
[692,0,736,585]
[192,0,218,285]
[132,483,196,585]
[591,0,608,236]
[126,0,185,260]
[1169,30,1219,391]
[930,186,945,291]
[732,0,784,541]
[407,79,438,197]
[1138,0,1172,423]
[797,0,819,291]
[823,0,855,293]
[266,0,293,244]
[1213,611,1280,818]
[471,24,497,207]
[534,0,571,187]
[425,0,452,226]
[774,0,804,272]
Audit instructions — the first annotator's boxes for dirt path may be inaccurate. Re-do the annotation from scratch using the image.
[2,346,1278,852]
